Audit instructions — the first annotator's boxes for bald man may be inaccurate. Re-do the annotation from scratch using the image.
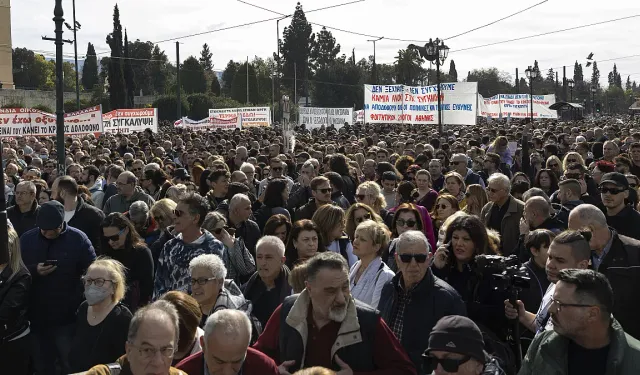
[176,310,279,375]
[568,204,640,339]
[523,196,565,234]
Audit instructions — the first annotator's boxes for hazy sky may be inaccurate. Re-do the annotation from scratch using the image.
[10,0,640,88]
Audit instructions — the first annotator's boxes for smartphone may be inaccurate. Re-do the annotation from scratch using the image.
[226,227,237,237]
[43,260,58,267]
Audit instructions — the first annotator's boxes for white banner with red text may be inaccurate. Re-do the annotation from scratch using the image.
[478,94,558,119]
[0,106,103,138]
[363,83,478,125]
[103,108,158,134]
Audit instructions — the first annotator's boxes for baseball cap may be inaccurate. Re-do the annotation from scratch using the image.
[599,172,629,189]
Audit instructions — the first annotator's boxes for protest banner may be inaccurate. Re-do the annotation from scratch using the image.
[299,107,353,129]
[239,107,271,127]
[209,108,242,130]
[174,117,212,127]
[363,83,478,125]
[103,108,158,134]
[0,105,103,138]
[354,110,364,123]
[479,94,558,119]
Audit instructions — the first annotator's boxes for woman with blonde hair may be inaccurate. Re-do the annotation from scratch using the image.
[487,135,512,166]
[0,227,31,374]
[349,221,394,307]
[344,203,385,240]
[546,155,563,179]
[463,184,488,218]
[293,367,336,375]
[562,151,585,170]
[355,180,393,226]
[68,257,133,372]
[431,194,460,237]
[312,204,357,266]
[150,198,178,267]
[442,171,467,208]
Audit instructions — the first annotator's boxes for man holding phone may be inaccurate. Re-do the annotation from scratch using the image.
[20,201,96,374]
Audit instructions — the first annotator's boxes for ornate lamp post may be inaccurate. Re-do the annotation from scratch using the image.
[525,65,538,124]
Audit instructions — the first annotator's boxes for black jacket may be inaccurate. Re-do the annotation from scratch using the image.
[597,231,640,339]
[378,269,467,371]
[293,199,318,222]
[605,205,640,241]
[241,266,291,327]
[102,243,154,312]
[287,183,311,211]
[232,218,261,259]
[7,201,39,237]
[515,216,566,262]
[68,197,106,253]
[0,264,31,341]
[341,175,358,204]
[149,227,175,271]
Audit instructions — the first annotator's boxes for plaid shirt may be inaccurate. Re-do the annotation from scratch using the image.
[389,283,413,341]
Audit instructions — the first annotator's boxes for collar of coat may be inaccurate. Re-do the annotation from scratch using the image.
[284,289,362,368]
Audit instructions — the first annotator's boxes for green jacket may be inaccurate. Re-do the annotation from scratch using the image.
[518,319,640,375]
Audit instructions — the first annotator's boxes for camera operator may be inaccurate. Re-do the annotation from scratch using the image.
[432,215,508,340]
[504,230,591,335]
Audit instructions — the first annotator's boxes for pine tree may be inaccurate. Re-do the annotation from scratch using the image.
[449,60,458,82]
[633,81,637,92]
[546,68,555,82]
[533,60,543,82]
[149,45,169,95]
[231,61,258,104]
[199,43,213,72]
[573,61,583,84]
[211,74,221,96]
[281,3,315,93]
[627,76,632,91]
[106,4,126,109]
[123,30,135,108]
[591,61,600,89]
[221,60,239,96]
[181,56,207,94]
[82,43,99,90]
[310,27,340,71]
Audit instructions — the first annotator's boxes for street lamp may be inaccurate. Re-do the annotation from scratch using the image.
[410,38,449,135]
[64,0,81,110]
[525,65,538,124]
[591,86,597,115]
[567,79,574,102]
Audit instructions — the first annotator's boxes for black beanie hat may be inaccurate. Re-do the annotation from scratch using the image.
[425,315,487,364]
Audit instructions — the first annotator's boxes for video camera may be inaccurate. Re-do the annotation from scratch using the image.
[475,254,530,293]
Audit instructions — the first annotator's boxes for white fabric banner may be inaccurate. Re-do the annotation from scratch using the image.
[299,107,353,129]
[103,108,158,134]
[479,94,558,119]
[0,105,103,138]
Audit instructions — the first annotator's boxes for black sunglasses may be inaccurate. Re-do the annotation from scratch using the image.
[423,355,472,373]
[106,228,125,242]
[435,204,449,210]
[563,173,582,180]
[174,209,187,217]
[599,187,625,195]
[272,167,283,172]
[355,213,372,224]
[399,253,428,263]
[356,194,367,201]
[396,218,417,228]
[317,188,332,194]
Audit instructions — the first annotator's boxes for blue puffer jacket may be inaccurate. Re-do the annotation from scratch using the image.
[20,223,96,329]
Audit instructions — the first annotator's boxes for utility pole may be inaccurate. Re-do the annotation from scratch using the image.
[246,56,249,104]
[367,36,384,83]
[176,42,181,119]
[71,0,79,110]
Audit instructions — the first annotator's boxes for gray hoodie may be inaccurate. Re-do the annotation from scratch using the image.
[103,186,155,215]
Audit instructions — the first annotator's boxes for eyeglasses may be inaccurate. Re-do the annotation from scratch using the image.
[399,253,428,263]
[130,344,175,360]
[356,194,368,201]
[106,228,126,242]
[272,167,283,172]
[396,218,417,228]
[354,213,372,224]
[83,277,115,287]
[451,160,465,165]
[213,226,230,235]
[563,173,582,180]
[549,163,559,168]
[567,159,578,163]
[174,209,188,218]
[423,355,472,373]
[486,187,501,193]
[598,187,626,195]
[190,277,216,286]
[316,188,333,194]
[550,298,598,312]
[435,204,450,210]
[630,184,638,188]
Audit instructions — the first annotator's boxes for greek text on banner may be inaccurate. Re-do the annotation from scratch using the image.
[103,108,159,134]
[0,106,103,138]
[299,107,353,129]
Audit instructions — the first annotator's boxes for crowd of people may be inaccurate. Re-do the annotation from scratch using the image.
[1,115,640,375]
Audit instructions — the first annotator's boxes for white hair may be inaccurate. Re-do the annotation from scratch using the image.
[189,254,227,280]
[204,309,252,346]
[229,193,250,211]
[144,163,161,172]
[129,201,150,224]
[396,230,431,252]
[128,300,179,343]
[240,162,255,173]
[256,235,286,257]
[488,173,511,191]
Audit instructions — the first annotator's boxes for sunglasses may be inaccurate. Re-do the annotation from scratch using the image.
[356,194,367,201]
[317,188,333,194]
[435,204,450,210]
[563,173,582,180]
[271,167,283,172]
[567,159,578,163]
[549,163,559,168]
[599,187,625,195]
[212,226,231,235]
[355,213,372,224]
[399,253,428,263]
[396,218,417,228]
[174,209,188,217]
[630,184,638,188]
[106,228,126,242]
[486,187,501,193]
[452,161,465,165]
[423,355,472,373]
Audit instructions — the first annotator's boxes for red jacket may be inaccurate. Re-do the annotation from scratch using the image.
[175,347,279,375]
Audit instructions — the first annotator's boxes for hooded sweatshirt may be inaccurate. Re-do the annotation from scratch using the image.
[103,186,155,215]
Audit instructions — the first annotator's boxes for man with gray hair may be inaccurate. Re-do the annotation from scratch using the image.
[176,309,279,375]
[240,162,259,196]
[450,153,485,188]
[378,231,466,370]
[255,251,416,374]
[242,236,291,326]
[227,194,260,259]
[103,171,155,215]
[83,300,186,375]
[481,173,525,255]
[568,204,640,339]
[7,180,39,236]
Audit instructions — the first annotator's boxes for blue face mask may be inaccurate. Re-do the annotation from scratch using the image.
[40,154,48,160]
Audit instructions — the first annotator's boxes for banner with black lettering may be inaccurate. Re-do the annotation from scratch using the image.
[299,107,353,129]
[0,105,103,138]
[103,108,159,134]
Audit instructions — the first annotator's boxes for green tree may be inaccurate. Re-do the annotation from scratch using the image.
[62,61,76,92]
[312,57,363,108]
[199,43,213,72]
[591,61,600,89]
[466,68,513,97]
[152,95,190,121]
[106,4,126,109]
[82,43,99,90]
[127,40,155,95]
[310,27,340,71]
[252,56,277,105]
[12,48,53,89]
[149,45,171,95]
[211,74,221,96]
[448,60,458,82]
[231,62,258,104]
[123,30,135,108]
[280,3,315,95]
[181,56,207,94]
[394,49,424,85]
[186,93,213,119]
[221,60,240,96]
[533,60,543,83]
[573,61,584,84]
[626,75,632,91]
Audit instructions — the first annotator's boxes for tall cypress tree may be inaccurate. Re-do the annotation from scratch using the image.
[573,61,583,84]
[106,4,126,109]
[281,3,315,94]
[199,43,213,72]
[123,30,135,108]
[591,61,600,89]
[448,60,458,82]
[82,43,99,90]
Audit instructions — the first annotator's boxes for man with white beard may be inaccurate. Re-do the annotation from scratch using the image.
[254,251,416,375]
